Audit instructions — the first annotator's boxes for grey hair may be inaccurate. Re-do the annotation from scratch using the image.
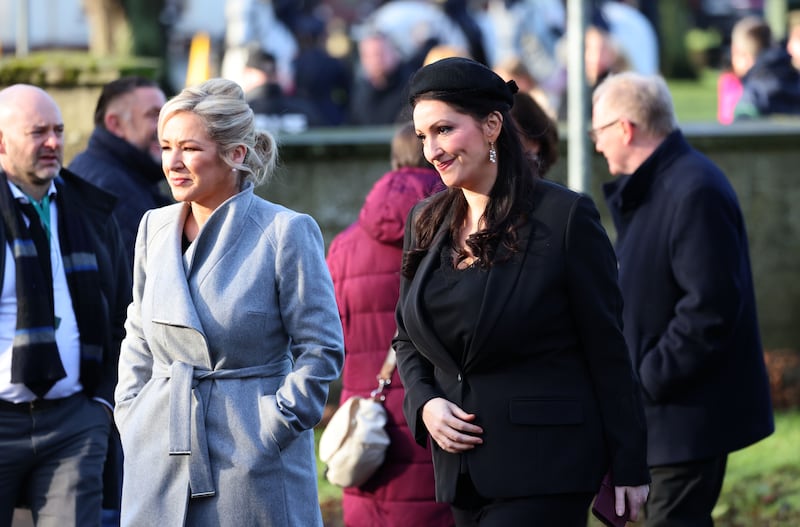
[158,78,278,186]
[592,72,678,138]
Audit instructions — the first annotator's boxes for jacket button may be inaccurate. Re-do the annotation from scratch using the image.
[457,374,462,382]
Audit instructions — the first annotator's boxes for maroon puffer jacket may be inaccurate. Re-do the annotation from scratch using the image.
[326,167,453,527]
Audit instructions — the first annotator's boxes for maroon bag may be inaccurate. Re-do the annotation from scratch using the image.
[592,472,630,527]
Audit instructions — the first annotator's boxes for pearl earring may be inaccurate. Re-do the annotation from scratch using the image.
[489,142,497,164]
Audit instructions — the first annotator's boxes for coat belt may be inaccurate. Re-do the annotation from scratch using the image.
[152,359,292,498]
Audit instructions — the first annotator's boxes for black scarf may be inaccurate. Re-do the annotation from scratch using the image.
[0,171,105,397]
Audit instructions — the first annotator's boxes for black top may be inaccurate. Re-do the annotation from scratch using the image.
[423,239,488,365]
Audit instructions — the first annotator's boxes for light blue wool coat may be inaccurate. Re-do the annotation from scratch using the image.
[115,183,344,526]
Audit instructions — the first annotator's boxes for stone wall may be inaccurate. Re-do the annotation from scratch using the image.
[53,86,104,160]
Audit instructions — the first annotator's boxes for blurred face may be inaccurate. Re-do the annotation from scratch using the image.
[359,35,399,85]
[0,86,64,198]
[730,43,755,78]
[787,26,800,68]
[591,98,627,176]
[585,27,616,86]
[108,86,166,162]
[413,99,498,194]
[160,112,239,211]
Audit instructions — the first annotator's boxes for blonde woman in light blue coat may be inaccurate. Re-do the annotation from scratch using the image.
[114,78,344,526]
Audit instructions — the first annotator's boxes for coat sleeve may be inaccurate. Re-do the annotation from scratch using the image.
[639,180,752,402]
[392,204,443,447]
[268,212,344,449]
[565,195,650,486]
[96,214,132,406]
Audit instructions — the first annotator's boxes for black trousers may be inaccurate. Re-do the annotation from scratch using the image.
[450,473,594,527]
[645,455,728,527]
[0,393,110,526]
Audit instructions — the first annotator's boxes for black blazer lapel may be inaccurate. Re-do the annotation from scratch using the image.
[403,213,461,375]
[463,218,533,370]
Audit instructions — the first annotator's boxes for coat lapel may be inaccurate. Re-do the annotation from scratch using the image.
[151,185,256,329]
[404,213,461,375]
[405,206,534,372]
[463,218,533,369]
[182,184,254,284]
[150,202,203,332]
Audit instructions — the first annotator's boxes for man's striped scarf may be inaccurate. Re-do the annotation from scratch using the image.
[0,171,105,397]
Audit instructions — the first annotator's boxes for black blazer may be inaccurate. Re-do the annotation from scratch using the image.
[394,180,649,503]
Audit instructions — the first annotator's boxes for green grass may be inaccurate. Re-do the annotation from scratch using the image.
[315,428,343,504]
[667,68,721,123]
[722,409,800,484]
[315,427,343,527]
[711,409,800,525]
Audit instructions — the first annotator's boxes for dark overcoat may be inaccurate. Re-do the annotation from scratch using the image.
[0,169,131,510]
[0,168,130,403]
[69,127,172,264]
[603,130,774,466]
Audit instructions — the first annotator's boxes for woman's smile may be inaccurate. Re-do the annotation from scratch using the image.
[434,158,454,172]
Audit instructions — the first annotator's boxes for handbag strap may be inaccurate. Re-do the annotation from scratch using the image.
[378,346,396,382]
[370,345,397,402]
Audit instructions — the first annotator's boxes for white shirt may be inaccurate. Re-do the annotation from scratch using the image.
[0,181,82,402]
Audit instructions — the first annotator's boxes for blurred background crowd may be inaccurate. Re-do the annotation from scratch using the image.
[2,0,799,130]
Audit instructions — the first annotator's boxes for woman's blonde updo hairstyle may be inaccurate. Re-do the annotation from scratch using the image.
[158,78,278,187]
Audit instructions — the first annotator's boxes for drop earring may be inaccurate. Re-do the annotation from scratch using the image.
[489,142,497,164]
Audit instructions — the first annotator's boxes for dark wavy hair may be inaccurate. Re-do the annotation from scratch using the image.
[510,91,559,177]
[401,89,538,279]
[94,76,160,127]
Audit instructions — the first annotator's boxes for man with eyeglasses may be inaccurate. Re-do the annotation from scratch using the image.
[592,72,774,527]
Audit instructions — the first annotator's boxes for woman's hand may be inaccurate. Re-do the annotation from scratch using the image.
[421,397,483,453]
[615,484,649,522]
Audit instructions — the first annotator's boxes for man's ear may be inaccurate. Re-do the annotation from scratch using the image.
[104,112,123,136]
[620,119,636,145]
[485,111,503,142]
[0,130,5,154]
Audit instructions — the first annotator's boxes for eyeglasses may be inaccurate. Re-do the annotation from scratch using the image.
[588,118,620,143]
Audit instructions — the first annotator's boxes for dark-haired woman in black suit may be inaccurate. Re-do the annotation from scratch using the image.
[394,57,650,526]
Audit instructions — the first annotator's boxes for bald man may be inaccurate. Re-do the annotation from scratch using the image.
[0,84,131,526]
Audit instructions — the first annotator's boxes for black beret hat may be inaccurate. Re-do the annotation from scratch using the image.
[408,57,518,109]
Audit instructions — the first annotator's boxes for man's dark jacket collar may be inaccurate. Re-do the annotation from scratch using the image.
[603,129,690,214]
[87,127,163,185]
